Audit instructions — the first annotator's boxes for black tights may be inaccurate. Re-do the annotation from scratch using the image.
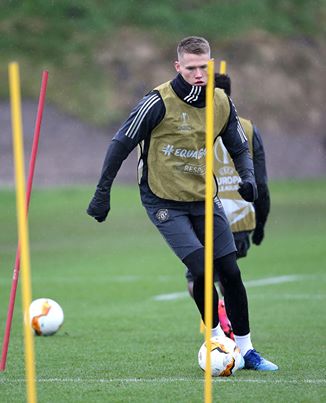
[183,249,250,336]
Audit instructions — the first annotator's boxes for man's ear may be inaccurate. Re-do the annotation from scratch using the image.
[174,61,180,72]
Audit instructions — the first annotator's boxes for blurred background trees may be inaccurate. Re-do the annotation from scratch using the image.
[0,0,325,181]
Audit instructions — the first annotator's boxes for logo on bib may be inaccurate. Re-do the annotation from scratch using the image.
[156,209,169,222]
[177,112,192,132]
[214,137,230,164]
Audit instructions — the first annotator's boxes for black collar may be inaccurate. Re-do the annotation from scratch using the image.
[171,74,207,108]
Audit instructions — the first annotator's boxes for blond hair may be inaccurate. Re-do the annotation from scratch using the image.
[177,36,211,59]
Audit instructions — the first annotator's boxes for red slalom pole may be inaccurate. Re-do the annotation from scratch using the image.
[0,70,49,371]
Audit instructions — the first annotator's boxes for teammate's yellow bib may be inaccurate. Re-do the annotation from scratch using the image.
[215,117,255,232]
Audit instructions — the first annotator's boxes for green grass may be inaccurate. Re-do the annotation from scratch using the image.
[0,180,325,402]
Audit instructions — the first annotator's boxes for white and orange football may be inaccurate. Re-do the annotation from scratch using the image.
[198,335,242,377]
[29,298,64,336]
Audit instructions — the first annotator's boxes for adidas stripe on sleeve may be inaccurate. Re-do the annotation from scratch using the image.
[229,98,247,143]
[114,92,165,149]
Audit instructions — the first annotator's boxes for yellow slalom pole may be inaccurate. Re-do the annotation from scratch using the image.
[9,62,37,403]
[204,59,215,403]
[219,60,227,74]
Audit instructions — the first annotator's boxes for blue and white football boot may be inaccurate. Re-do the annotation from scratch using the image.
[243,349,278,371]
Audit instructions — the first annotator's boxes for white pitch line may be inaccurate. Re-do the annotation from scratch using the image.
[154,291,189,301]
[245,275,304,287]
[153,275,306,301]
[0,377,325,385]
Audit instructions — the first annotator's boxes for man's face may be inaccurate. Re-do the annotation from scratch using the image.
[175,52,210,86]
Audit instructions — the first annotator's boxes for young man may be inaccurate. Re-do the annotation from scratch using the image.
[186,73,271,340]
[87,36,278,371]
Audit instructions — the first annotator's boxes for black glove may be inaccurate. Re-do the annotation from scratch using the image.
[252,223,264,245]
[87,188,110,223]
[215,73,231,96]
[238,181,257,202]
[235,238,249,259]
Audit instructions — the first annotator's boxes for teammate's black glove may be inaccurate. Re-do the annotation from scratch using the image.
[238,181,257,202]
[252,223,264,245]
[87,188,110,223]
[252,184,270,245]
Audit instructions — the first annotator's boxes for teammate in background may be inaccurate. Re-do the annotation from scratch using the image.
[186,72,271,340]
[87,36,278,371]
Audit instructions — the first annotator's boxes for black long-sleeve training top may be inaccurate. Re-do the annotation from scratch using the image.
[96,74,256,208]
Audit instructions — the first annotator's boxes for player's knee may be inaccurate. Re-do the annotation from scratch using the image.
[214,252,242,287]
[182,248,205,281]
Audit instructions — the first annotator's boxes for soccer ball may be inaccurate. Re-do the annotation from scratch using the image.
[198,335,242,377]
[29,298,64,336]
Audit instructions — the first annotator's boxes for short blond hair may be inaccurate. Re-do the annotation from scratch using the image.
[177,36,211,59]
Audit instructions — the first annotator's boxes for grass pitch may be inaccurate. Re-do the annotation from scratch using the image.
[0,180,325,402]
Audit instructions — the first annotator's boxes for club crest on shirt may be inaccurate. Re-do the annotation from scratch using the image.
[156,209,169,222]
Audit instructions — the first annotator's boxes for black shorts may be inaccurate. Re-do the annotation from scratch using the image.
[145,198,236,262]
[185,230,251,282]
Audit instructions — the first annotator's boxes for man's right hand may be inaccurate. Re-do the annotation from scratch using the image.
[86,189,110,223]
